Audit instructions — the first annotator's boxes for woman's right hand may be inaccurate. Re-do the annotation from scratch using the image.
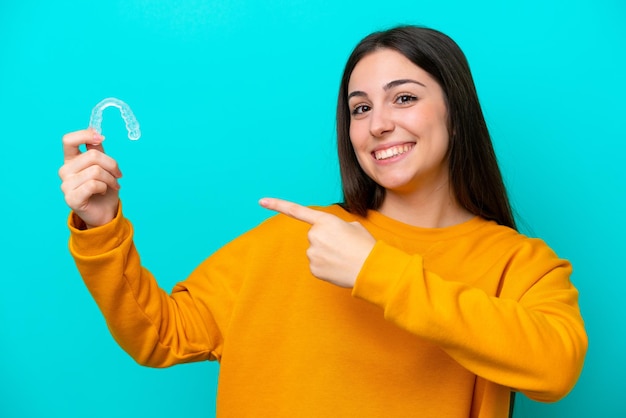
[59,129,123,228]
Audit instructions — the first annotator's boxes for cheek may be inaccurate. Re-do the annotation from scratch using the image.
[349,123,368,150]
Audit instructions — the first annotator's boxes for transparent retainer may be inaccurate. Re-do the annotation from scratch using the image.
[89,97,141,140]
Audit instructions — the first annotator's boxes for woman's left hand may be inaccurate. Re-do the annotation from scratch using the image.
[259,197,376,288]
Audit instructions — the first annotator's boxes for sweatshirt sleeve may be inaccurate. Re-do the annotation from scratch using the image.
[68,205,223,367]
[351,239,587,402]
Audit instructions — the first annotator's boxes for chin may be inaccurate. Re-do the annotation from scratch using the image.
[373,172,415,187]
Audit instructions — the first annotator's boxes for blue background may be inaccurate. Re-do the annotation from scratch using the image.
[1,0,624,417]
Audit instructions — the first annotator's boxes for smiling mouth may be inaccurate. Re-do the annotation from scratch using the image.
[373,143,415,161]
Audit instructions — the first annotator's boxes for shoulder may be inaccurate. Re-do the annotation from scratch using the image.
[479,219,559,254]
[470,219,571,274]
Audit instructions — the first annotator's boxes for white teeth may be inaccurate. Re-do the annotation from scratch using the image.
[374,144,413,160]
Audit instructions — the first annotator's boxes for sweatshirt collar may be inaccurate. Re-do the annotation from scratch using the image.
[363,210,491,241]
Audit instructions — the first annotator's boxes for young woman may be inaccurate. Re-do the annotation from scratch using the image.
[59,26,587,417]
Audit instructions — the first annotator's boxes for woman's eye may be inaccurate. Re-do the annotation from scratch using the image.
[351,104,371,115]
[396,94,418,104]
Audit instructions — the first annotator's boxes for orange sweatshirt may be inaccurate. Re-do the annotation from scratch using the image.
[68,204,587,418]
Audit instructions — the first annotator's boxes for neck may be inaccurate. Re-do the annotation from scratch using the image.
[378,184,474,228]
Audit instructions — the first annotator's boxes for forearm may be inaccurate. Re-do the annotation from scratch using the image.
[352,241,587,401]
[68,206,216,367]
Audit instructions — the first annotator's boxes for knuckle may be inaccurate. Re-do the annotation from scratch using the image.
[85,164,102,177]
[306,248,319,264]
[83,148,99,159]
[80,179,98,196]
[308,262,320,276]
[64,190,82,208]
[87,179,105,193]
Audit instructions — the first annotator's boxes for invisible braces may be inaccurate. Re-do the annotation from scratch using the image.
[89,97,141,140]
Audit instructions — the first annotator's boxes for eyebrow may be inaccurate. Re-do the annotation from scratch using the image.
[347,79,426,100]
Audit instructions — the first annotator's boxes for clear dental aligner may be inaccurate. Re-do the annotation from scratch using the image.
[89,97,141,140]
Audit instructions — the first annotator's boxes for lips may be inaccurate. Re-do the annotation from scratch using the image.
[373,143,415,160]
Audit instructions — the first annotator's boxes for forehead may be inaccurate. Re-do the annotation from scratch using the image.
[348,48,435,90]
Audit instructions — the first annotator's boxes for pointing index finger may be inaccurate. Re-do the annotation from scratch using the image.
[259,197,325,225]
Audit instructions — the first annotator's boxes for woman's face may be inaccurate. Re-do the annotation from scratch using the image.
[347,48,450,197]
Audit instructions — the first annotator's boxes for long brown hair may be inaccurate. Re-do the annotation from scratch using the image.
[336,26,517,230]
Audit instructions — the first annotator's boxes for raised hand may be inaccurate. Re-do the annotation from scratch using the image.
[259,197,376,288]
[59,129,122,228]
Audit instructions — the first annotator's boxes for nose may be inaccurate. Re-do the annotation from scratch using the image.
[369,105,395,138]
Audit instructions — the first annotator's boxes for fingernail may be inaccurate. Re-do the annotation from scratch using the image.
[92,131,104,142]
